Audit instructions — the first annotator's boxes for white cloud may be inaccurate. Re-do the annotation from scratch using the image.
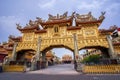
[0,16,24,41]
[105,3,120,16]
[77,0,106,10]
[0,16,19,27]
[38,0,56,9]
[76,0,120,21]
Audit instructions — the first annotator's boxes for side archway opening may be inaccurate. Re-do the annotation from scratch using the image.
[16,49,36,67]
[79,46,110,64]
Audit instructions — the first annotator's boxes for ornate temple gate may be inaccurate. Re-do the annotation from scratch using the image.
[5,12,118,71]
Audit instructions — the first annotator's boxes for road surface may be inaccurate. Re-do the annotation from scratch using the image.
[28,64,79,75]
[0,64,120,80]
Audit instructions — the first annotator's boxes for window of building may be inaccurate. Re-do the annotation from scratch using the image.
[54,26,59,33]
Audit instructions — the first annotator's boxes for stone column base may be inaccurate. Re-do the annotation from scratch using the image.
[36,61,41,70]
[76,61,82,72]
[41,61,46,69]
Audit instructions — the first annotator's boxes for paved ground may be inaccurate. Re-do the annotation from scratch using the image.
[28,64,79,75]
[0,64,120,80]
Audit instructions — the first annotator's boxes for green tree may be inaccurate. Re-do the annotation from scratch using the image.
[82,54,100,64]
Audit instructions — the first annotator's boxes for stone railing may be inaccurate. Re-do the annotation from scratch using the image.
[83,65,120,74]
[2,65,26,72]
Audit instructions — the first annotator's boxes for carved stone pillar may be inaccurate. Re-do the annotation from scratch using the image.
[36,36,42,61]
[36,36,42,70]
[41,53,46,69]
[11,42,18,61]
[30,56,37,71]
[106,35,116,59]
[31,37,42,70]
[73,33,81,70]
[73,33,79,61]
[42,53,46,61]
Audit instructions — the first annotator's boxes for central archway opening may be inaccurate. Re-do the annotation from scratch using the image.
[52,48,73,64]
[41,45,74,69]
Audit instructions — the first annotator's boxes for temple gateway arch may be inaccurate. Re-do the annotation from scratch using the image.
[8,12,117,70]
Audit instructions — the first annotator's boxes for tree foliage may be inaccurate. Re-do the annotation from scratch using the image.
[82,54,101,64]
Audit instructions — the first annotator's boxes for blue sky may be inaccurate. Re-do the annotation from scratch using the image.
[0,0,120,58]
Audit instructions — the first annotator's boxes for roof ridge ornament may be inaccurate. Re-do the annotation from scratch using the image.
[99,11,106,20]
[75,12,97,22]
[29,20,35,26]
[48,11,68,20]
[16,23,22,30]
[72,11,75,18]
[36,17,43,23]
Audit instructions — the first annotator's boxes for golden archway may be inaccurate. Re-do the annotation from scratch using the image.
[9,12,117,61]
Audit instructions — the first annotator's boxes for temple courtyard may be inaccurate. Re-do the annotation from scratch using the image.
[0,64,120,80]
